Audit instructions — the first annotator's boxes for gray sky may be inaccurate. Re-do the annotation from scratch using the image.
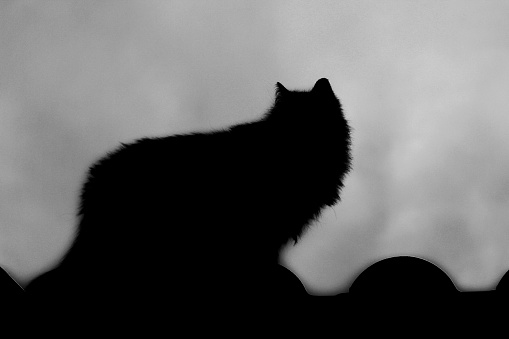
[1,0,509,295]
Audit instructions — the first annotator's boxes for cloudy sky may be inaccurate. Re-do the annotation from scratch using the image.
[1,0,509,295]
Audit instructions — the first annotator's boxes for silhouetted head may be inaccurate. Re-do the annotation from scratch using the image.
[270,78,345,131]
[252,78,353,250]
[267,78,352,209]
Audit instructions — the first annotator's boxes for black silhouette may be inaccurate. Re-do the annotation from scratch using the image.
[26,78,352,305]
[0,266,24,298]
[0,266,25,321]
[496,269,509,292]
[348,256,458,297]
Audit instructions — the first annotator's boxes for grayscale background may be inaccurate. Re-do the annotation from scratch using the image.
[1,0,509,295]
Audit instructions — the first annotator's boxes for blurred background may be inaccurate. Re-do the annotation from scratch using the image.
[1,0,509,295]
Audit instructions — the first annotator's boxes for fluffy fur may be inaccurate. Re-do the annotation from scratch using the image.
[26,78,352,304]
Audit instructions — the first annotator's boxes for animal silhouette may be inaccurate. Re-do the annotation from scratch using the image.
[26,78,352,305]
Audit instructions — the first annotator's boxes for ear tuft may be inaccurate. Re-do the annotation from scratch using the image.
[276,82,289,98]
[311,78,333,94]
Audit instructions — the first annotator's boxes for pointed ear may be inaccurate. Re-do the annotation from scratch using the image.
[311,78,333,95]
[275,82,289,98]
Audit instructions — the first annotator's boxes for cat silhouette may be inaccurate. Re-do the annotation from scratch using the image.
[26,78,352,307]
